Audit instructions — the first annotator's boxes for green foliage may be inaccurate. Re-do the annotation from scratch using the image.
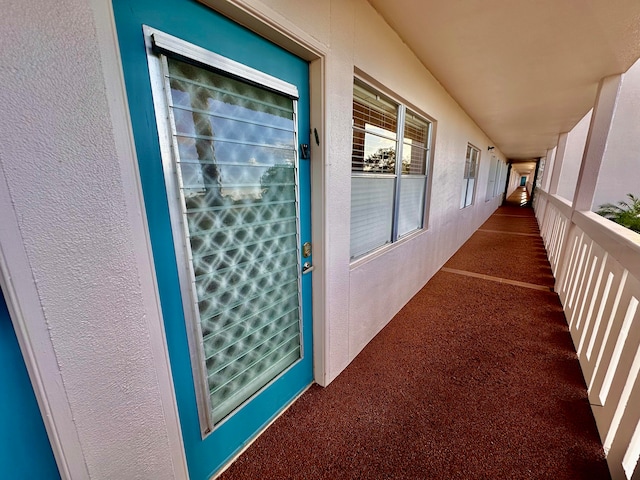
[596,194,640,233]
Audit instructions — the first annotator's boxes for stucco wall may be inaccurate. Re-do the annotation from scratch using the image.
[592,59,640,210]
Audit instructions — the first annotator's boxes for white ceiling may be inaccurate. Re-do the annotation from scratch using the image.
[367,0,640,161]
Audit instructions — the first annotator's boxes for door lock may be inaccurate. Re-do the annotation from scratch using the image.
[302,242,312,258]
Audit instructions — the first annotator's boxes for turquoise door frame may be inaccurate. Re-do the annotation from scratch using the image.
[0,288,60,479]
[112,1,313,478]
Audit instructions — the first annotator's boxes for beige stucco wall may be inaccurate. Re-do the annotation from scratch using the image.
[541,147,557,192]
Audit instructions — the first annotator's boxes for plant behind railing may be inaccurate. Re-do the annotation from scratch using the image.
[596,193,640,233]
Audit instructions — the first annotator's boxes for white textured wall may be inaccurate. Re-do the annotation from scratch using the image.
[557,110,592,203]
[592,59,640,210]
[0,0,186,478]
[322,0,358,379]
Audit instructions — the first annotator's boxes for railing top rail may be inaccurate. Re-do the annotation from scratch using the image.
[536,187,640,282]
[572,210,640,281]
[548,192,573,218]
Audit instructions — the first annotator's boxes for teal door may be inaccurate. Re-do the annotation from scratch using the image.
[113,2,313,478]
[0,288,60,479]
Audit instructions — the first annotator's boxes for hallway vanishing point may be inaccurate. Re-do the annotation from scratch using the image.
[219,187,609,480]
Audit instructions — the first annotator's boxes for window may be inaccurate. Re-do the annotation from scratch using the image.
[485,155,498,202]
[495,160,507,197]
[460,144,480,208]
[350,79,433,259]
[486,155,506,201]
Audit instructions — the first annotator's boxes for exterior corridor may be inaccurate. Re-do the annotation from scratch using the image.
[219,188,610,480]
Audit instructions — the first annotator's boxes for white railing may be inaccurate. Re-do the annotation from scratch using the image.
[535,188,640,480]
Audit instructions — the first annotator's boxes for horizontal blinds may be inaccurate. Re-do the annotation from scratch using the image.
[398,176,426,237]
[486,156,498,201]
[402,111,430,175]
[352,81,398,174]
[350,176,395,258]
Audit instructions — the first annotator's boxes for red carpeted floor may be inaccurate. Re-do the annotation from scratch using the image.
[218,187,610,480]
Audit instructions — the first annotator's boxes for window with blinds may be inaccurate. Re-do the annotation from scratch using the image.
[350,79,433,260]
[398,112,430,237]
[461,144,480,208]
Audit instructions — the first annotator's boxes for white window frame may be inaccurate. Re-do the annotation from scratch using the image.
[350,78,434,261]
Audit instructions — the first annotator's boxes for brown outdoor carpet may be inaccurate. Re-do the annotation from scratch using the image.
[218,188,610,480]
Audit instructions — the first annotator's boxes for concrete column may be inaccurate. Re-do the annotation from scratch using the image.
[572,74,623,211]
[554,74,623,301]
[541,147,556,192]
[548,133,568,195]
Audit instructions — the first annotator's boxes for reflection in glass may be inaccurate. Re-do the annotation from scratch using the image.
[352,81,398,173]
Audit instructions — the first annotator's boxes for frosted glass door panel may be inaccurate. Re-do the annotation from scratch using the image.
[166,58,302,424]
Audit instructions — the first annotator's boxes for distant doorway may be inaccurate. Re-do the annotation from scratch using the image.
[520,176,527,187]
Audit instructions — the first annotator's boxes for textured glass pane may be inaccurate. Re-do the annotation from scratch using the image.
[350,176,395,258]
[166,57,301,424]
[398,176,426,237]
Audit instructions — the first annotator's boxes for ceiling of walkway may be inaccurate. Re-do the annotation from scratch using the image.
[367,0,640,162]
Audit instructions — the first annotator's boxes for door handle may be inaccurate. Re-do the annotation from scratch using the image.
[302,262,314,274]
